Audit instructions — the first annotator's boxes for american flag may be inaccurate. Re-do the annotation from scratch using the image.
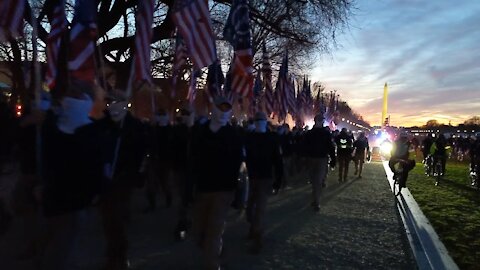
[134,0,155,83]
[172,0,216,69]
[248,71,262,117]
[205,60,225,103]
[186,69,199,104]
[223,0,254,97]
[0,0,25,41]
[261,44,274,115]
[45,2,68,90]
[68,0,97,84]
[275,52,295,121]
[171,33,188,98]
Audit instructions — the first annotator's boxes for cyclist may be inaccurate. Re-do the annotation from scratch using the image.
[430,134,447,176]
[389,132,415,187]
[469,133,480,179]
[422,133,434,175]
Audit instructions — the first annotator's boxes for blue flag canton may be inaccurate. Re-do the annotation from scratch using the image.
[253,72,262,97]
[73,0,97,25]
[279,53,289,79]
[223,0,251,51]
[173,0,193,11]
[207,61,225,96]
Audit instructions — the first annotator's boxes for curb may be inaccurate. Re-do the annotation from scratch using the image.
[382,161,459,270]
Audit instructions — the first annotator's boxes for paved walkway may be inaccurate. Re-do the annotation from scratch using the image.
[0,161,416,269]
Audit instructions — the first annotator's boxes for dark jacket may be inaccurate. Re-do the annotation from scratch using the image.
[191,123,244,193]
[171,124,191,171]
[335,132,353,156]
[98,112,147,189]
[301,126,336,159]
[42,114,106,217]
[245,131,283,180]
[353,137,369,154]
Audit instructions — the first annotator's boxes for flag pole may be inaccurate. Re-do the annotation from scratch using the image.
[30,2,42,180]
[110,56,136,179]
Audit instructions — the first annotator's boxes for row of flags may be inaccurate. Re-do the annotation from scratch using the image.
[1,0,333,127]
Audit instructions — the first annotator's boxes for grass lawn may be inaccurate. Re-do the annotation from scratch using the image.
[407,160,480,269]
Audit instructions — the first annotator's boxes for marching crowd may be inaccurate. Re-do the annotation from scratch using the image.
[2,81,371,270]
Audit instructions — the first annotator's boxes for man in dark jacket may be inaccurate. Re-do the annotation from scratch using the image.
[171,104,194,240]
[335,128,354,182]
[40,83,107,270]
[244,111,283,253]
[191,96,244,270]
[353,132,370,178]
[301,114,336,212]
[144,109,173,212]
[470,133,480,185]
[97,95,147,270]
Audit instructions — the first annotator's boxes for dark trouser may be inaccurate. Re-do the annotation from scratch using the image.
[145,160,172,209]
[99,186,132,265]
[172,169,193,235]
[246,178,273,236]
[308,157,329,206]
[354,151,366,177]
[433,155,447,174]
[40,211,84,270]
[338,154,351,181]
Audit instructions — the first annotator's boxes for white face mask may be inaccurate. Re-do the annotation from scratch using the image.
[211,106,231,126]
[255,120,268,133]
[57,95,93,134]
[108,101,128,122]
[155,115,169,126]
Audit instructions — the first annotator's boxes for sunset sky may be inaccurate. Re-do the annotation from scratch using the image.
[311,0,480,127]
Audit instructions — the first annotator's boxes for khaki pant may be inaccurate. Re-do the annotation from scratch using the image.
[246,178,273,235]
[308,158,329,206]
[192,191,234,270]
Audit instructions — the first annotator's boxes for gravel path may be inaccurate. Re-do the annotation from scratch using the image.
[1,161,416,269]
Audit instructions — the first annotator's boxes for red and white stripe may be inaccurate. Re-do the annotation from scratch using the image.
[68,22,97,84]
[172,0,216,69]
[45,4,67,89]
[186,69,197,104]
[231,49,254,97]
[134,0,155,83]
[0,0,25,41]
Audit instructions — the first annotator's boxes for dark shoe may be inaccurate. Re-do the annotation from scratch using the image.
[103,259,131,270]
[354,170,358,175]
[142,206,155,214]
[249,233,263,254]
[358,175,362,179]
[313,205,320,212]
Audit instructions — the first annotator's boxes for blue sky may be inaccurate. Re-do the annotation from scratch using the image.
[311,0,480,127]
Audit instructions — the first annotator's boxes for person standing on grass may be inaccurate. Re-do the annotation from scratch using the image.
[353,132,370,178]
[300,114,336,212]
[469,133,480,179]
[244,111,283,254]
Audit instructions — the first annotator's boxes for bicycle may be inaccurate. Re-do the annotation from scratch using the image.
[392,161,408,196]
[433,156,444,186]
[423,155,433,177]
[470,163,479,189]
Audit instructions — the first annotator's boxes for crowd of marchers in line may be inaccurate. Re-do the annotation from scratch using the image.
[0,81,401,270]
